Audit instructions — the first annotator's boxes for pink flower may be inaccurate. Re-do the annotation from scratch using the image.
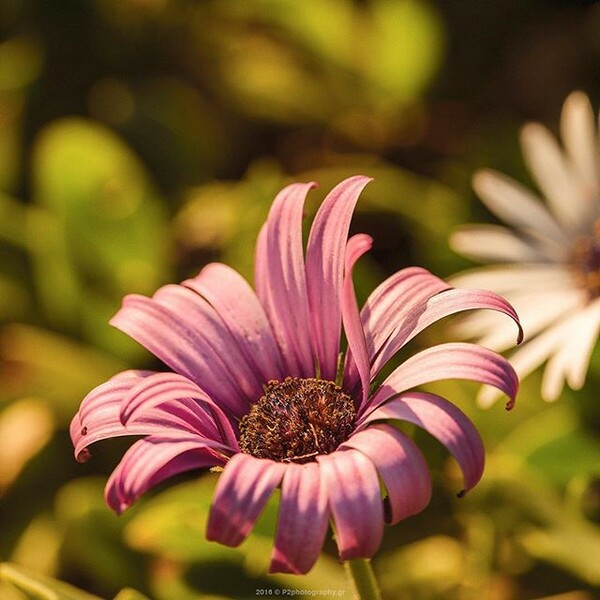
[71,176,521,574]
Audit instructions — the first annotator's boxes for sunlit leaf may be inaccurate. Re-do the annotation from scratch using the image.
[521,522,600,586]
[0,37,43,92]
[492,403,600,485]
[0,399,54,493]
[378,536,464,598]
[10,515,62,578]
[113,588,151,600]
[366,0,444,103]
[31,118,170,356]
[0,562,102,600]
[0,324,126,421]
[54,478,147,594]
[0,193,27,248]
[0,275,30,320]
[24,207,80,331]
[471,455,600,586]
[125,475,350,595]
[174,162,285,280]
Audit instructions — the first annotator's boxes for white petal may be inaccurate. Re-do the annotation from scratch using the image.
[477,311,581,407]
[450,265,574,294]
[473,169,568,242]
[543,300,600,400]
[520,122,587,230]
[476,287,583,351]
[566,299,600,388]
[450,225,547,263]
[561,91,600,205]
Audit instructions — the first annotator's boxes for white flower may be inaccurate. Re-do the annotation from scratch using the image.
[450,91,600,403]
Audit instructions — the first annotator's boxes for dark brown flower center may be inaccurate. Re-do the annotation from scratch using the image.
[570,220,600,299]
[238,377,356,464]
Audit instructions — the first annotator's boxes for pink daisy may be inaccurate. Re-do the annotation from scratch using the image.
[451,92,600,403]
[71,176,521,575]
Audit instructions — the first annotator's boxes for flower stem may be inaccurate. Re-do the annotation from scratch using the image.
[344,558,382,600]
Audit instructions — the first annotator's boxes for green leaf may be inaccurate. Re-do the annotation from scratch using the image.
[174,162,285,281]
[0,324,125,421]
[0,563,102,600]
[367,0,444,102]
[30,118,170,356]
[54,478,147,594]
[520,521,600,586]
[113,589,151,600]
[0,192,27,247]
[491,402,600,485]
[377,536,464,598]
[526,431,600,485]
[0,37,43,92]
[125,475,350,594]
[0,274,30,320]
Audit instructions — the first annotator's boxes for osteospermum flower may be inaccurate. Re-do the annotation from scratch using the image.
[71,176,521,575]
[450,91,600,403]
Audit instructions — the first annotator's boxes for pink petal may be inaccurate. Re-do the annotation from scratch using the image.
[105,436,225,514]
[345,267,451,389]
[184,263,284,383]
[341,423,432,524]
[316,449,384,561]
[152,284,264,398]
[120,372,239,449]
[305,176,373,381]
[70,371,156,462]
[371,287,523,375]
[206,453,286,547]
[363,342,519,417]
[110,293,252,419]
[341,234,373,404]
[360,392,485,494]
[270,462,330,574]
[254,182,317,377]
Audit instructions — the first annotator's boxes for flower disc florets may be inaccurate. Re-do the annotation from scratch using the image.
[570,219,600,299]
[238,377,356,464]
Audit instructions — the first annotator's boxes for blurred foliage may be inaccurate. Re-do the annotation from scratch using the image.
[1,0,600,599]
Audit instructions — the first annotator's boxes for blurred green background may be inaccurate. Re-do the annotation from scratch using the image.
[1,1,600,599]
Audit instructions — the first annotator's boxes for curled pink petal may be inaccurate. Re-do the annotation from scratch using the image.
[152,284,264,399]
[270,462,329,574]
[316,449,383,561]
[306,176,372,380]
[341,424,432,524]
[364,342,519,418]
[70,371,156,462]
[371,287,523,375]
[361,391,485,494]
[255,182,317,377]
[345,267,451,388]
[106,436,226,514]
[120,372,239,449]
[206,453,286,547]
[184,263,284,382]
[341,233,373,405]
[110,294,251,418]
